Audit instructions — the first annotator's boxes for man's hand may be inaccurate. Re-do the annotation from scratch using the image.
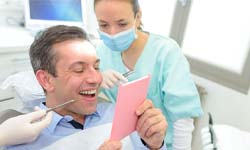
[98,140,122,150]
[136,100,167,149]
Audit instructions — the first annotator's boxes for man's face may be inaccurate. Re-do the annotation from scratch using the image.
[48,40,102,115]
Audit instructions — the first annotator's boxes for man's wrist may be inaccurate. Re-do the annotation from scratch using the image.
[140,138,164,150]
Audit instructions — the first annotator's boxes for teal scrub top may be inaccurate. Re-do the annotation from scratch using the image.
[96,33,203,150]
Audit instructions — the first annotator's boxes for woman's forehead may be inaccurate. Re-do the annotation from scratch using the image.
[95,0,134,16]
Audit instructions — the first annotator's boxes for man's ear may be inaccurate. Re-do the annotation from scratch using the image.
[36,70,55,92]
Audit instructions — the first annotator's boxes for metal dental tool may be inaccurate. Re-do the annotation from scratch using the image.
[46,99,76,113]
[122,70,135,78]
[0,100,76,124]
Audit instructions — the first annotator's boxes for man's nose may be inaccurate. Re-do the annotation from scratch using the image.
[85,69,101,84]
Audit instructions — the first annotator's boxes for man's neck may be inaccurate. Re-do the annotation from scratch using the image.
[45,98,85,125]
[58,109,85,125]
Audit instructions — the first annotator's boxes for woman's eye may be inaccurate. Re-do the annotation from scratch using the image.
[99,24,108,28]
[119,23,128,27]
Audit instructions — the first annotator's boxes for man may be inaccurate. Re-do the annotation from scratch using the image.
[5,25,167,150]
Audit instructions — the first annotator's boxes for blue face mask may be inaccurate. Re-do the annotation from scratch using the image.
[98,27,137,52]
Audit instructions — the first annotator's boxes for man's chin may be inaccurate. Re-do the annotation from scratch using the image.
[82,105,97,115]
[84,109,96,115]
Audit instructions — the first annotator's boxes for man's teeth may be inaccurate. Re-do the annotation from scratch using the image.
[79,90,96,95]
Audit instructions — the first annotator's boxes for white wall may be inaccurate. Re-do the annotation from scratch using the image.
[85,0,98,37]
[192,74,250,150]
[0,0,23,26]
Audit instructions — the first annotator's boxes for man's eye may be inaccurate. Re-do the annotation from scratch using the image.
[95,67,100,70]
[74,69,84,73]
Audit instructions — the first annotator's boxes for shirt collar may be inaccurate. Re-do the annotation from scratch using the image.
[40,101,102,133]
[40,103,65,133]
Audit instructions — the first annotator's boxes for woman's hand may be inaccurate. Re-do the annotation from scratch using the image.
[0,109,52,146]
[101,69,128,89]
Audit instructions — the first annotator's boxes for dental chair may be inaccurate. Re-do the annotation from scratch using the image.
[201,113,250,150]
[0,70,45,113]
[0,70,44,124]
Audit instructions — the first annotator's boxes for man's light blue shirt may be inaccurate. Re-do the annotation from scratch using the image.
[5,101,166,150]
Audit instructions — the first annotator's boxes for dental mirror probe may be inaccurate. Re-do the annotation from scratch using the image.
[122,70,135,78]
[46,99,76,113]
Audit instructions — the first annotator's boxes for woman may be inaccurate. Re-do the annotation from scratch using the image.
[94,0,203,149]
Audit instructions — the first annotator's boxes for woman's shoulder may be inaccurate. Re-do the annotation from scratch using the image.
[146,33,181,54]
[148,33,179,48]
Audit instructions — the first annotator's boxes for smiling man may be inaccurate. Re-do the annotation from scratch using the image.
[5,25,167,150]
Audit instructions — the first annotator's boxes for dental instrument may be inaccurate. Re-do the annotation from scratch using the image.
[122,70,135,78]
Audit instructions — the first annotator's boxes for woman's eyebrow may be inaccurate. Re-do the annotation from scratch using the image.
[98,19,107,23]
[117,19,126,23]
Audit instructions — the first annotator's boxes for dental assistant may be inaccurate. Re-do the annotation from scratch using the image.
[93,0,203,149]
[0,109,52,146]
